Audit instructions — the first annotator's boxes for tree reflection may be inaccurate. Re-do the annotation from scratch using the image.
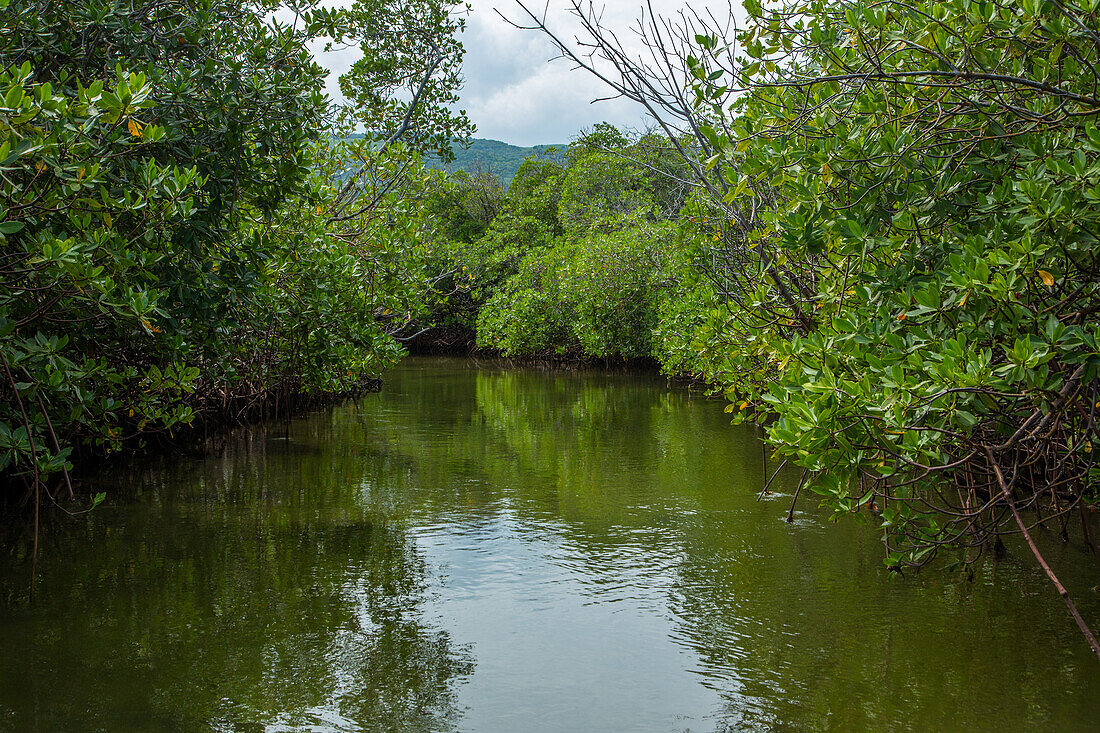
[353,358,1100,732]
[0,425,474,732]
[3,357,1099,732]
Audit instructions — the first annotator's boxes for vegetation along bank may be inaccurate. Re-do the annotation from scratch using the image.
[4,0,1100,654]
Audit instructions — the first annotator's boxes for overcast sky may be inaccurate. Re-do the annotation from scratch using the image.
[310,1,742,147]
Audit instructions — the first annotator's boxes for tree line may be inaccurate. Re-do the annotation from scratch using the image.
[0,0,470,515]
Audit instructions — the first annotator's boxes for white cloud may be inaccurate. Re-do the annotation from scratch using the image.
[460,34,644,145]
[310,42,361,102]
[461,0,745,144]
[303,0,743,145]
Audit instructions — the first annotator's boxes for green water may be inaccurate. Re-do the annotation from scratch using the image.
[1,357,1098,732]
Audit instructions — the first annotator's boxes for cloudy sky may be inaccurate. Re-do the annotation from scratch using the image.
[311,1,742,147]
[455,1,658,145]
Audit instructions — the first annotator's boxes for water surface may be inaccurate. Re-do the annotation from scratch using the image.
[1,357,1098,731]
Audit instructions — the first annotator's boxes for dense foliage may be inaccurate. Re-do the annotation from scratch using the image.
[644,0,1100,652]
[424,137,566,187]
[679,0,1100,568]
[411,125,694,362]
[0,0,470,506]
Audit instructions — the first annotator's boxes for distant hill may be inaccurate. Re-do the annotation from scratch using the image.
[427,138,567,188]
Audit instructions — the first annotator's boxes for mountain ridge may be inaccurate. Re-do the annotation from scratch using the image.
[427,137,568,187]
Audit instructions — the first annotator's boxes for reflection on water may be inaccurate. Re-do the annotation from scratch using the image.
[1,356,1098,732]
[0,415,474,732]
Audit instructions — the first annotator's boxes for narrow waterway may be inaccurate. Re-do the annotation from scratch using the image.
[1,357,1098,731]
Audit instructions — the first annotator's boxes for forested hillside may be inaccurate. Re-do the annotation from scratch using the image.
[424,138,566,186]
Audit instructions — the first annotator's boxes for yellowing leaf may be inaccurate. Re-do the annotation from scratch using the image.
[1037,269,1055,287]
[127,117,144,136]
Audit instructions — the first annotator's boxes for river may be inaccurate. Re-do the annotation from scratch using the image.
[1,357,1098,731]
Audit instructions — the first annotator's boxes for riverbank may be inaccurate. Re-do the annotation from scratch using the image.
[402,323,714,386]
[0,375,384,521]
